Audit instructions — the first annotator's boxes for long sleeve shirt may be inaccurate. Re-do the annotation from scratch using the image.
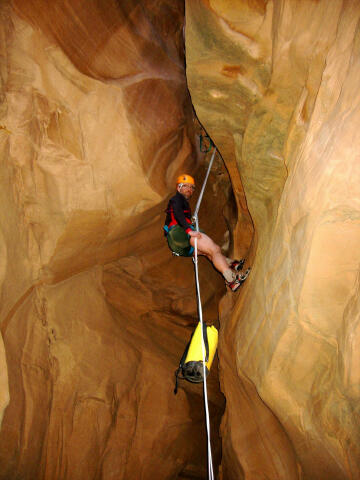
[164,191,193,234]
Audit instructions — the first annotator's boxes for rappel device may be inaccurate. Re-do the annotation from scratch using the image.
[199,132,214,153]
[174,322,218,394]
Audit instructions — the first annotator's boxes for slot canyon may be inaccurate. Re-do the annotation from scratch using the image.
[0,0,359,479]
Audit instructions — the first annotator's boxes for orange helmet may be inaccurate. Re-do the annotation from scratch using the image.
[176,174,195,186]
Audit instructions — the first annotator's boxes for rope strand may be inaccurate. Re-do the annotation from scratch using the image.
[193,147,217,221]
[194,237,214,480]
[192,147,217,480]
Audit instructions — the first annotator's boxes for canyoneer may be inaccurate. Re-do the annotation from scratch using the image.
[163,174,250,292]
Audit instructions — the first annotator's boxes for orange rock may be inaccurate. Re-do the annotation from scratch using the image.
[0,1,231,478]
[186,0,360,478]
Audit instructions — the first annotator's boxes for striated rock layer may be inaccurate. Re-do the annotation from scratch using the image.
[186,0,360,479]
[0,1,231,478]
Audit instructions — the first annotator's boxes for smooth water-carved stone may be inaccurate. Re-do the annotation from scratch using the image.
[186,0,360,478]
[0,1,229,478]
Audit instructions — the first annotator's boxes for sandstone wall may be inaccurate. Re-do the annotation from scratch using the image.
[186,0,360,479]
[0,1,229,478]
[2,0,359,478]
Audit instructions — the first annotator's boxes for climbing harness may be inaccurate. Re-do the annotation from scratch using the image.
[174,146,218,480]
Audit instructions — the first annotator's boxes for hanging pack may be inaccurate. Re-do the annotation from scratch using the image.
[174,322,218,394]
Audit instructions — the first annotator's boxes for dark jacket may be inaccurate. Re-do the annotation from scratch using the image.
[165,191,193,234]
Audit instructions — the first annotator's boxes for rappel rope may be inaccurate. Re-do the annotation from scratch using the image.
[192,147,217,480]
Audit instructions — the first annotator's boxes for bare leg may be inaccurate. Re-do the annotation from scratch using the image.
[189,232,250,291]
[189,232,229,273]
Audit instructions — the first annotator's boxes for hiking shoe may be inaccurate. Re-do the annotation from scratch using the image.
[226,278,243,292]
[229,259,245,272]
[237,268,251,284]
[226,269,251,292]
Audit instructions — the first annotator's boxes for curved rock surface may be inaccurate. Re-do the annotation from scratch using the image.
[2,0,360,479]
[0,1,229,478]
[186,0,360,479]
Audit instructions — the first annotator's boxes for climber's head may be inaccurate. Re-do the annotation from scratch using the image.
[176,174,195,200]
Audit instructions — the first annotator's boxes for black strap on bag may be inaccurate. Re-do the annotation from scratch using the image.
[174,323,209,394]
[174,340,190,394]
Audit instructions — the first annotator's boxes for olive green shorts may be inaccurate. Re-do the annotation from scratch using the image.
[165,225,194,257]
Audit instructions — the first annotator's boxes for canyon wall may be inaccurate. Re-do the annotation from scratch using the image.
[1,0,359,478]
[186,0,360,479]
[0,1,229,478]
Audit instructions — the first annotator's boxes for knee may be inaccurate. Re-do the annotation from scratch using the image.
[210,243,221,256]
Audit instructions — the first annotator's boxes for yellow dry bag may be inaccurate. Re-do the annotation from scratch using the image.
[174,322,218,394]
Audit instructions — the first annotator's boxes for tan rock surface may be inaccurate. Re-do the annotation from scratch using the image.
[3,0,359,478]
[0,1,230,478]
[186,0,360,478]
[0,263,224,479]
